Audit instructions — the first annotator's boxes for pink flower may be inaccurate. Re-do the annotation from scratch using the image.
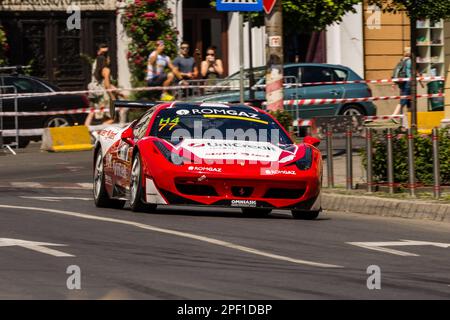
[143,12,157,19]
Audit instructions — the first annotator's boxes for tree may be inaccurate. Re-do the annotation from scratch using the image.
[368,0,450,128]
[122,0,178,95]
[248,0,362,33]
[0,25,9,66]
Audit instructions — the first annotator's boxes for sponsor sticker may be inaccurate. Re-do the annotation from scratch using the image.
[188,166,222,173]
[231,200,257,208]
[263,169,297,175]
[159,117,180,131]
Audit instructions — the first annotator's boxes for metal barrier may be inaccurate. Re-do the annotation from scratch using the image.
[432,128,441,199]
[0,85,19,149]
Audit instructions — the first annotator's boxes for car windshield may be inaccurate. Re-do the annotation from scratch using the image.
[151,105,292,146]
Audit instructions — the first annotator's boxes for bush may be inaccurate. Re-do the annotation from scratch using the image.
[360,127,450,185]
[269,110,293,132]
[122,0,178,99]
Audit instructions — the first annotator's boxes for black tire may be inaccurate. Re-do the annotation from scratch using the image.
[241,208,272,218]
[291,210,320,220]
[44,115,73,128]
[339,104,366,116]
[93,150,125,209]
[130,153,157,213]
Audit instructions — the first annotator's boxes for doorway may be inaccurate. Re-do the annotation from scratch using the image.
[1,11,116,90]
[182,0,228,76]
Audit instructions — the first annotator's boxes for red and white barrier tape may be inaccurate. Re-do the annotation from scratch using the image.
[1,75,443,99]
[262,93,445,107]
[0,123,123,137]
[0,106,106,117]
[363,115,404,120]
[258,76,445,88]
[0,84,240,99]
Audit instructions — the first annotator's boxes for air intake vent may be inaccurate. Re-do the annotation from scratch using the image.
[176,184,218,196]
[263,188,305,199]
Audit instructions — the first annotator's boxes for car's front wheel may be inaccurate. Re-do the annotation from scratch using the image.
[291,210,320,220]
[93,151,125,209]
[130,153,157,213]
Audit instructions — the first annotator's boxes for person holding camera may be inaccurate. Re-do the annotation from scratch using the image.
[200,46,224,84]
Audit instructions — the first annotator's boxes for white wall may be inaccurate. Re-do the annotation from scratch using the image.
[326,4,364,77]
[228,12,266,76]
[116,1,131,90]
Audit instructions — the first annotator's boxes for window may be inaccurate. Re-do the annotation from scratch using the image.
[332,69,348,81]
[283,67,300,84]
[300,66,333,84]
[133,110,154,139]
[3,77,35,93]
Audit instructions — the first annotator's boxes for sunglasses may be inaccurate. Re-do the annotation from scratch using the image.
[181,46,189,50]
[206,53,215,56]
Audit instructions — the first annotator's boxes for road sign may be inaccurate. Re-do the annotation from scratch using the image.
[0,238,74,257]
[216,0,263,12]
[263,0,277,14]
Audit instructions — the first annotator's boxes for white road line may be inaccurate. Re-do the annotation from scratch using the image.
[20,196,93,202]
[77,183,93,189]
[0,238,74,257]
[11,182,43,188]
[0,204,342,269]
[347,240,450,257]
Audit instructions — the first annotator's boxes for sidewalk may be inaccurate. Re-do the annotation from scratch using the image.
[322,152,450,223]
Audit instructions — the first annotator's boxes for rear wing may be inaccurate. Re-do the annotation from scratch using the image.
[110,100,162,120]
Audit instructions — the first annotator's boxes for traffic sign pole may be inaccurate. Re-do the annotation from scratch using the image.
[265,0,284,111]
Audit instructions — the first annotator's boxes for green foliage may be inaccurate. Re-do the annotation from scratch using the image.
[361,127,450,185]
[269,110,293,132]
[0,25,9,66]
[368,0,450,20]
[122,0,178,98]
[245,0,361,33]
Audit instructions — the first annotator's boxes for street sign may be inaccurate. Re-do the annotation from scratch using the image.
[263,0,277,14]
[216,0,263,12]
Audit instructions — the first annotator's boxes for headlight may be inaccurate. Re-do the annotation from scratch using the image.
[153,140,184,165]
[295,147,312,170]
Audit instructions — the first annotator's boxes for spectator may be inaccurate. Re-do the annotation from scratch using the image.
[173,41,198,84]
[200,46,224,82]
[85,53,118,126]
[392,47,412,123]
[146,40,182,101]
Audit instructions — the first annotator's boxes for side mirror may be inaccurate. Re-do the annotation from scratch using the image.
[121,127,134,145]
[303,136,320,147]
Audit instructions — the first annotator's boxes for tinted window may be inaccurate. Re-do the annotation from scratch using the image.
[151,106,292,145]
[332,69,348,81]
[300,66,333,84]
[2,77,35,93]
[133,112,153,139]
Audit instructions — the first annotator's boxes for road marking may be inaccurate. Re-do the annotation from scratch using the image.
[347,240,450,257]
[0,204,342,269]
[0,238,74,257]
[0,182,91,190]
[11,182,43,188]
[20,196,92,202]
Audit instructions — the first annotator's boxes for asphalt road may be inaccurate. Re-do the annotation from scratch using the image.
[0,143,449,299]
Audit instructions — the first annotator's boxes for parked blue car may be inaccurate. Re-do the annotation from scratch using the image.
[190,63,376,119]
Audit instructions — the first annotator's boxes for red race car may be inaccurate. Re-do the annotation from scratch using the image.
[93,101,322,219]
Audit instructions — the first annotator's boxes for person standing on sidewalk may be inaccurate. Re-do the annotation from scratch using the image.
[391,47,412,125]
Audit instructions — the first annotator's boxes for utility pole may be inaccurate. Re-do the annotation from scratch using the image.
[410,16,418,129]
[265,0,283,111]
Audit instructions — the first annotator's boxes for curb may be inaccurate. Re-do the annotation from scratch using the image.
[322,192,450,223]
